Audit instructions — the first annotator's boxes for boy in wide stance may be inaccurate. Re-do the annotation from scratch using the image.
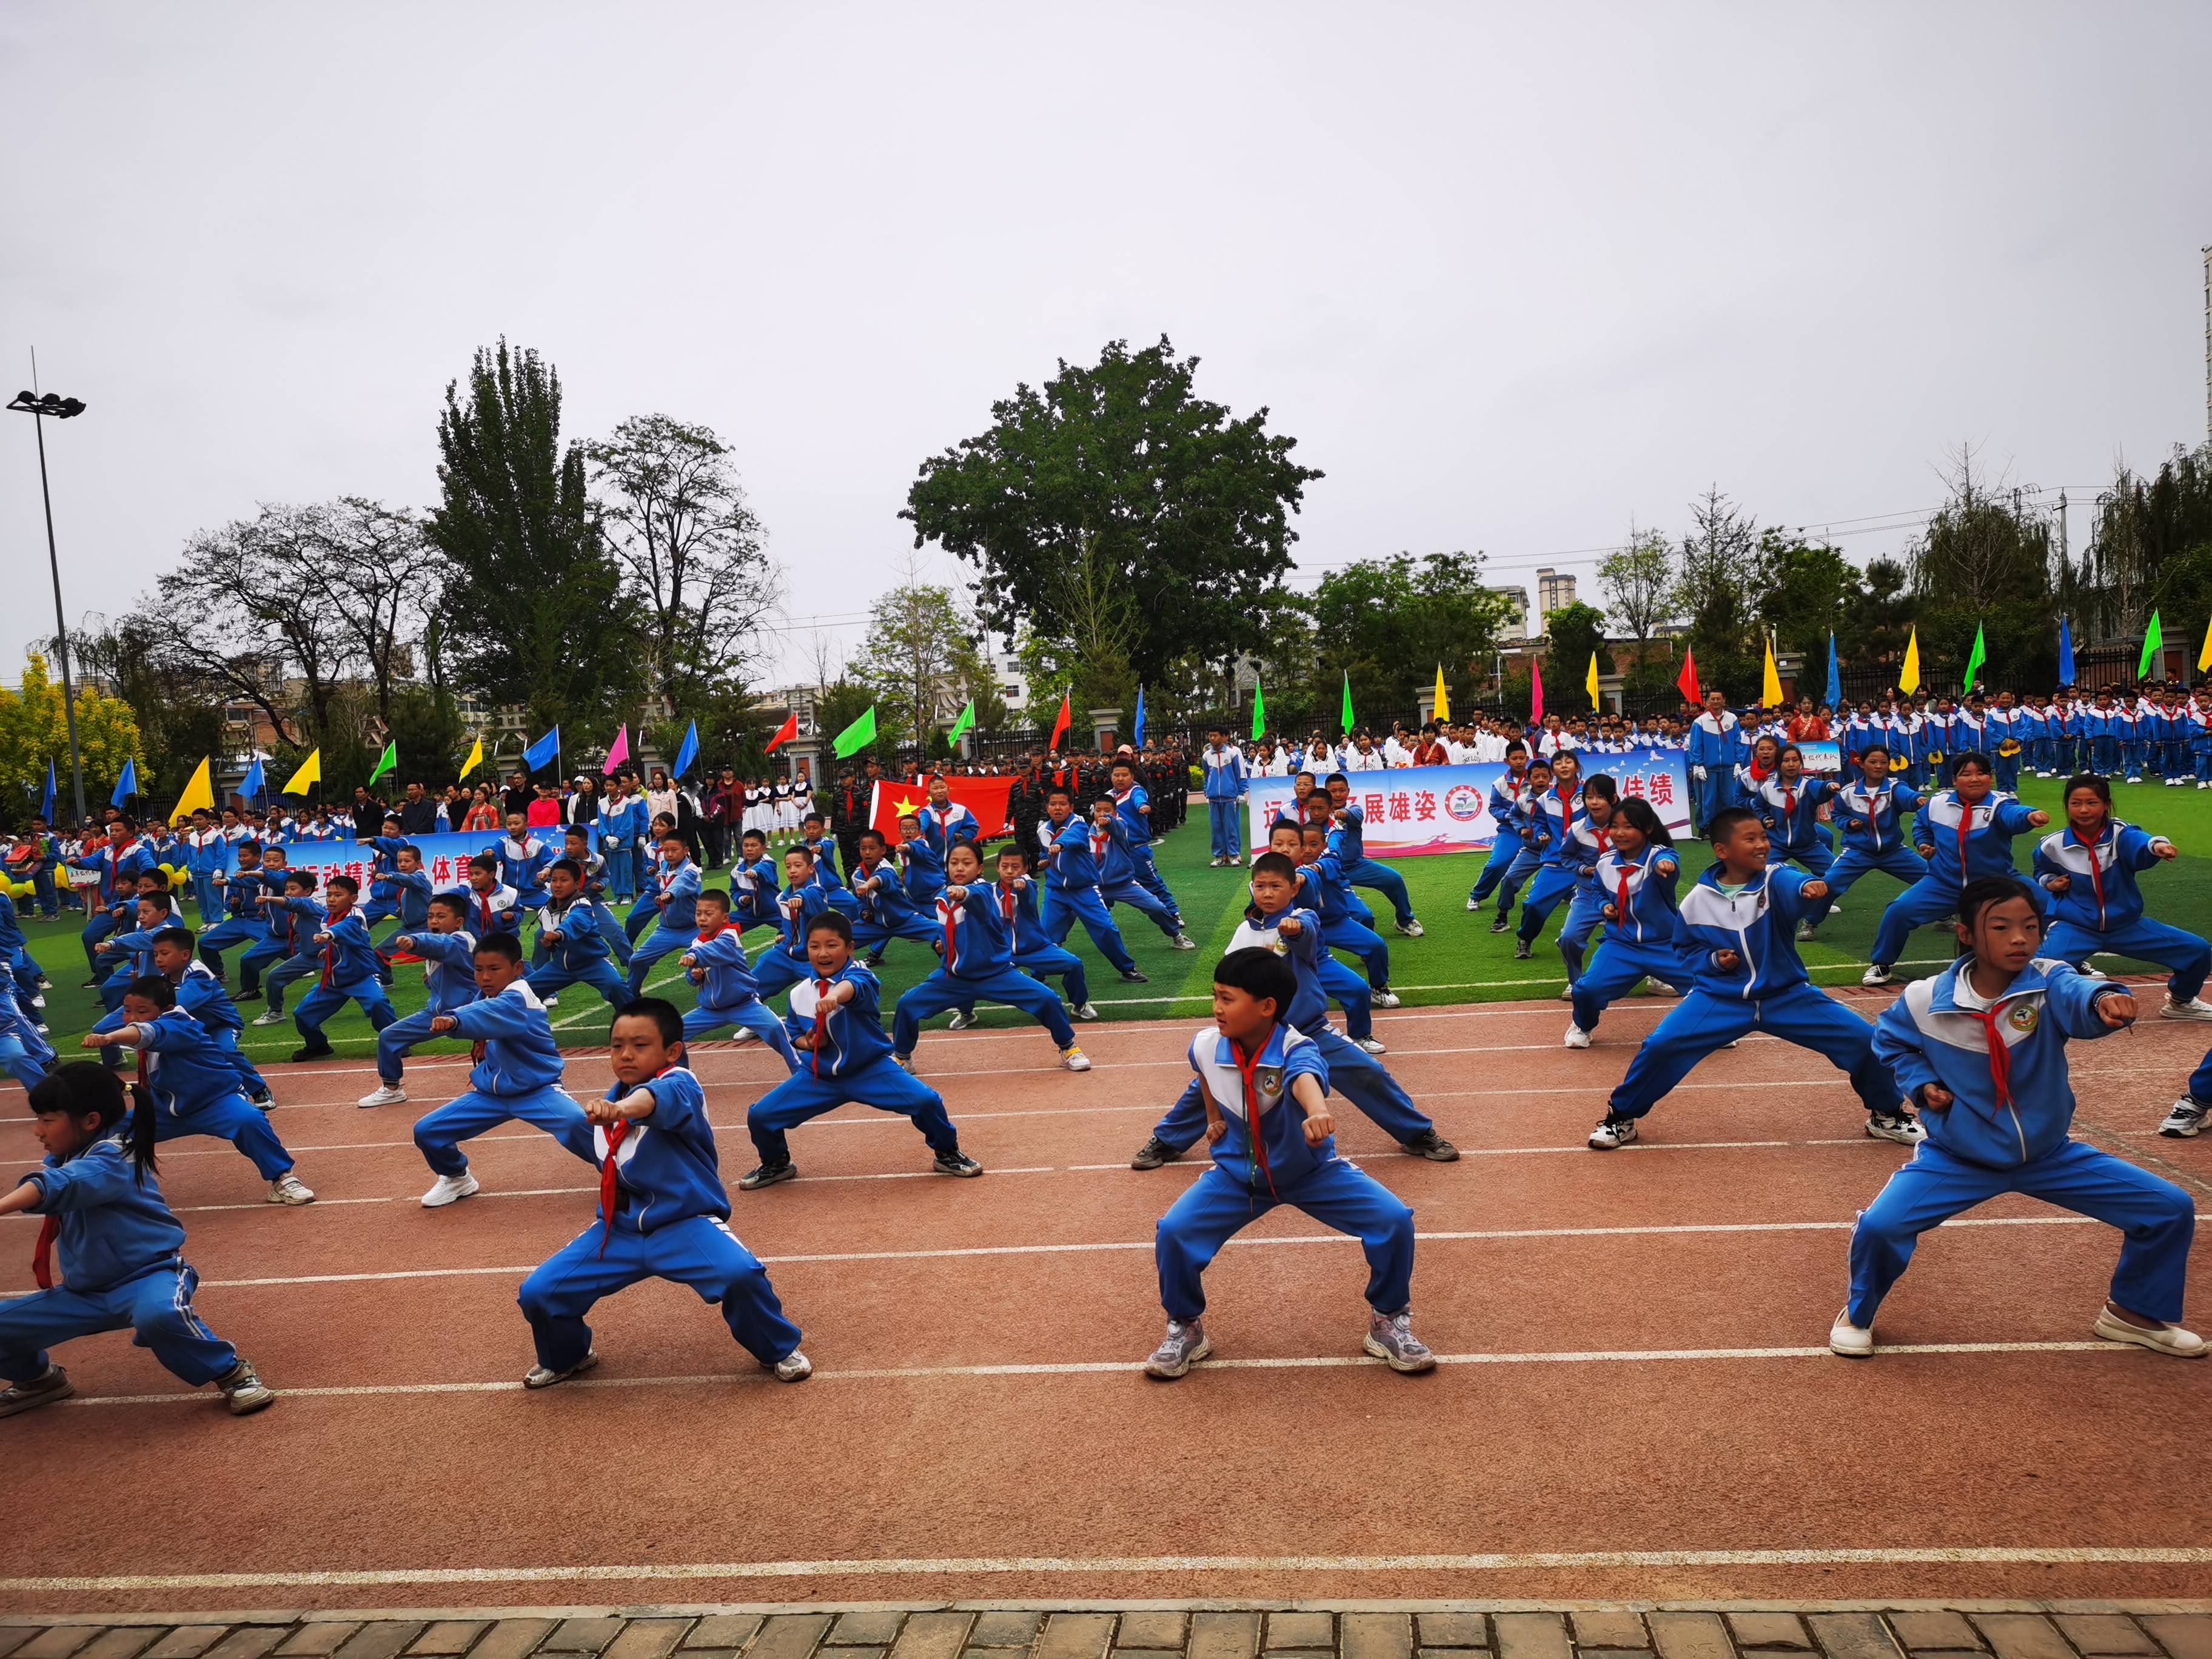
[1144,948,1433,1381]
[1835,875,2200,1358]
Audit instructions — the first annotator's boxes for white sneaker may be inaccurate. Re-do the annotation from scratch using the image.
[1587,1114,1638,1150]
[1397,919,1425,937]
[357,1083,407,1110]
[2159,1097,2210,1138]
[251,1008,285,1027]
[947,1010,977,1031]
[729,1025,759,1044]
[1170,933,1198,951]
[1210,857,1227,868]
[1372,990,1401,1010]
[421,1171,479,1208]
[2093,1307,2208,1358]
[541,994,560,1008]
[771,1349,813,1382]
[1829,1309,1874,1358]
[266,1173,315,1205]
[1464,897,1480,911]
[1563,1024,1590,1050]
[2160,997,2212,1022]
[1071,1002,1099,1021]
[524,1349,598,1390]
[1862,964,1894,987]
[1558,984,1574,1001]
[1355,1035,1387,1055]
[1061,1045,1092,1072]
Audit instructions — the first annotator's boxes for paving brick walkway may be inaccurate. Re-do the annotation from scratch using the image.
[4,1605,2211,1659]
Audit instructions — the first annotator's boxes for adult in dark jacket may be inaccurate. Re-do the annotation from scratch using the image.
[397,782,441,837]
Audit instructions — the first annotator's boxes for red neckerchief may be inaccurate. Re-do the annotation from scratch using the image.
[32,1208,58,1290]
[809,976,833,1078]
[1614,854,1636,923]
[996,879,1020,926]
[1960,985,2014,1111]
[1954,793,1978,890]
[1089,826,1110,863]
[1228,1037,1280,1200]
[1747,760,1773,785]
[1778,776,1796,820]
[597,1113,629,1256]
[2069,823,2108,925]
[475,890,496,933]
[937,893,961,971]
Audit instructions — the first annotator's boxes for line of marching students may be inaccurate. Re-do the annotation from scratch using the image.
[6,722,2210,1423]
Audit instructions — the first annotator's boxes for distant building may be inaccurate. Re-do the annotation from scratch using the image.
[1535,567,1577,630]
[1487,585,1531,641]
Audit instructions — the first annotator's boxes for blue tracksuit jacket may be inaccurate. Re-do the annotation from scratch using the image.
[444,983,565,1094]
[16,1139,186,1293]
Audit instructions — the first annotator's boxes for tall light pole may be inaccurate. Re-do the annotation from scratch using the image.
[8,389,89,823]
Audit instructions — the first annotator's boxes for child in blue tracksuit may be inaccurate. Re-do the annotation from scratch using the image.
[1036,790,1145,982]
[211,845,284,993]
[848,829,942,965]
[2085,693,2121,776]
[1466,743,1532,916]
[751,846,862,1004]
[497,815,555,910]
[890,842,1089,1071]
[914,780,982,873]
[894,813,946,909]
[1322,774,1421,934]
[457,856,525,942]
[598,781,648,904]
[179,809,229,924]
[358,895,481,1108]
[1510,757,1586,962]
[250,873,327,1023]
[798,817,845,888]
[1288,820,1389,1039]
[409,935,586,1207]
[79,979,315,1203]
[523,860,632,1012]
[738,911,981,1188]
[1201,730,1249,865]
[1836,875,2200,1359]
[2033,774,2212,1021]
[1141,946,1432,1380]
[93,894,179,1014]
[1589,806,1921,1151]
[1550,777,1620,985]
[1481,756,1553,933]
[0,977,56,1091]
[1085,798,1193,947]
[1864,752,2051,986]
[1686,692,1746,830]
[289,874,400,1061]
[1129,852,1456,1169]
[144,929,270,1107]
[677,891,798,1065]
[71,819,150,976]
[0,1064,276,1419]
[625,834,705,996]
[557,825,633,967]
[513,999,811,1390]
[1565,797,1694,1045]
[1109,759,1181,919]
[358,815,412,947]
[966,845,1095,1020]
[1823,745,1928,908]
[1746,745,1837,881]
[375,844,437,962]
[730,831,783,939]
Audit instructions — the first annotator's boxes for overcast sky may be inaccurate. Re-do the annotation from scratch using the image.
[4,1,2209,686]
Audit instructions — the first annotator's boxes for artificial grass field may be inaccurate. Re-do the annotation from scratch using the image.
[18,773,2212,1065]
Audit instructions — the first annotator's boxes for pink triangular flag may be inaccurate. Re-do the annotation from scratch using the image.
[1530,659,1544,725]
[603,724,631,774]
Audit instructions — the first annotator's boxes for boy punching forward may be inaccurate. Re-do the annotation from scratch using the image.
[1144,948,1433,1380]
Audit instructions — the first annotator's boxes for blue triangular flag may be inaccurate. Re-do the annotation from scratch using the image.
[2057,616,2076,686]
[1133,685,1146,751]
[671,719,699,780]
[522,726,561,771]
[1825,634,1841,708]
[109,757,138,809]
[241,755,266,805]
[41,760,55,823]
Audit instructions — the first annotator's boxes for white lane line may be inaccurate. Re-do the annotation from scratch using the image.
[4,1540,2202,1592]
[57,1338,2131,1409]
[0,1213,2095,1295]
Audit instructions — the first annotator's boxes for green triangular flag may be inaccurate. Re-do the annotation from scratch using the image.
[1961,623,1987,695]
[1339,671,1355,736]
[946,700,975,749]
[832,705,878,760]
[2139,610,2165,680]
[1250,679,1266,742]
[367,739,397,784]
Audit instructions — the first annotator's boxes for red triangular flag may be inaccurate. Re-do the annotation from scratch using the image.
[1675,648,1702,706]
[1048,692,1071,752]
[764,712,799,752]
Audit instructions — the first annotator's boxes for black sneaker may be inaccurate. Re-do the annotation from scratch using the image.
[1512,940,1532,960]
[739,1160,797,1190]
[932,1148,984,1178]
[1488,913,1511,933]
[1131,1134,1181,1170]
[1402,1128,1460,1162]
[78,977,102,990]
[289,1042,335,1064]
[249,1090,275,1111]
[235,987,263,1003]
[1119,968,1150,984]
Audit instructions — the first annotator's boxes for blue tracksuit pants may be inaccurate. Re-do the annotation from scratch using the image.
[591,903,635,966]
[1557,890,1605,977]
[1692,767,1732,831]
[293,980,398,1044]
[2092,736,2120,774]
[1486,845,1544,918]
[1870,877,1963,968]
[1130,844,1179,916]
[1155,1159,1415,1322]
[624,898,658,943]
[683,998,800,1068]
[79,910,121,973]
[745,1057,960,1167]
[190,873,223,923]
[854,912,942,958]
[1324,914,1390,988]
[894,967,1074,1054]
[206,923,272,985]
[1772,840,1836,881]
[1609,982,1897,1121]
[1040,886,1139,974]
[750,947,814,1004]
[1848,1138,2194,1326]
[1469,830,1526,903]
[375,1006,454,1085]
[261,951,320,1016]
[1341,856,1414,927]
[0,1031,52,1091]
[1319,956,1374,1041]
[147,1096,296,1179]
[1569,937,1694,1034]
[625,923,694,995]
[518,1213,803,1374]
[1013,944,1089,1010]
[0,1261,239,1387]
[1151,1024,1430,1150]
[1515,866,1580,945]
[2042,916,2210,1004]
[1825,845,1929,904]
[526,958,632,1011]
[1207,799,1242,860]
[412,1084,587,1178]
[1100,877,1182,937]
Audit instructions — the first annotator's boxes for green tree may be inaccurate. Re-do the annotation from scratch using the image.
[849,572,992,754]
[902,335,1324,691]
[1754,532,1864,659]
[2086,441,2212,651]
[1674,486,1761,700]
[1305,552,1512,725]
[1911,446,2058,691]
[427,340,643,741]
[0,652,143,821]
[1541,600,1612,706]
[1597,525,1674,662]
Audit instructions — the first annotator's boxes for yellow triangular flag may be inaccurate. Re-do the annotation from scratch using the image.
[1899,627,1922,695]
[1432,665,1450,723]
[459,736,484,780]
[281,748,322,797]
[2199,615,2212,674]
[1586,651,1601,710]
[1761,637,1784,707]
[172,756,215,820]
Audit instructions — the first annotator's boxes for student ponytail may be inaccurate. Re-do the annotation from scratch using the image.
[1614,797,1672,848]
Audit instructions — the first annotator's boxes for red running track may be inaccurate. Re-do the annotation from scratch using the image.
[1,987,2208,1610]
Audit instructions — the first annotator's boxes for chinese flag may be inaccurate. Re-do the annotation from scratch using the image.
[868,775,1016,845]
[765,712,799,752]
[1048,692,1071,751]
[1676,648,1702,706]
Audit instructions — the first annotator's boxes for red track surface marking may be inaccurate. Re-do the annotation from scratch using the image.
[2,991,2209,1610]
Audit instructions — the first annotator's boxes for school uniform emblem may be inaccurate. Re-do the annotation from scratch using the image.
[1256,1067,1284,1097]
[2007,1002,2040,1034]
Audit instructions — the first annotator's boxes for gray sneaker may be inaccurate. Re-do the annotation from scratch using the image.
[216,1358,276,1415]
[1364,1309,1436,1373]
[0,1365,73,1418]
[1144,1318,1212,1379]
[524,1349,600,1390]
[2160,1097,2210,1138]
[1130,1134,1181,1170]
[1865,1110,1924,1145]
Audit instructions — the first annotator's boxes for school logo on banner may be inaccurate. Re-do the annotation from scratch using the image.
[1443,783,1485,823]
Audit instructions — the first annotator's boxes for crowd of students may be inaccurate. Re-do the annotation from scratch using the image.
[2,679,2207,1421]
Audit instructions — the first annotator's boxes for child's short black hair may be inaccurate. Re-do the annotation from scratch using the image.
[1858,742,1890,762]
[786,843,816,863]
[1324,771,1349,788]
[469,853,498,874]
[1045,788,1071,804]
[806,910,853,945]
[2064,773,2111,805]
[325,874,359,898]
[803,813,824,829]
[742,828,766,845]
[1583,774,1618,803]
[150,925,196,953]
[397,844,422,862]
[1214,946,1297,1017]
[696,888,730,910]
[30,1062,153,1181]
[613,997,685,1049]
[1504,740,1526,757]
[859,828,886,848]
[548,858,580,880]
[141,868,170,891]
[1706,805,1761,845]
[1090,794,1116,811]
[236,839,261,855]
[473,933,523,965]
[284,871,316,891]
[1614,797,1672,848]
[428,893,469,921]
[1959,874,2040,934]
[1250,850,1299,882]
[383,814,402,829]
[125,974,176,1010]
[994,842,1026,864]
[1951,752,1992,777]
[563,825,588,841]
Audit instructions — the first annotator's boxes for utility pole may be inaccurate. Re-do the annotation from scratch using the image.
[2203,244,2210,443]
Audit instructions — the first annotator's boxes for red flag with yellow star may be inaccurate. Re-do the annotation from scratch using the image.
[867,774,1016,846]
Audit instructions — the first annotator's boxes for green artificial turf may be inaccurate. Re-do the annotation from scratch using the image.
[18,774,2212,1064]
